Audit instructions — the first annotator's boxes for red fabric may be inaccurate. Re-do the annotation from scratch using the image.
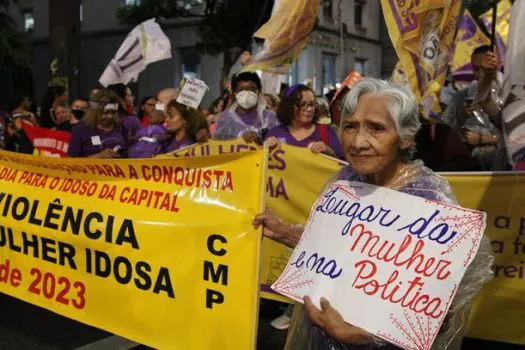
[142,115,150,127]
[21,121,71,157]
[127,105,135,116]
[319,124,328,145]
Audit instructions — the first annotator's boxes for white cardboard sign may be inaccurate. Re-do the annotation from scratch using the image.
[272,181,486,350]
[176,77,209,109]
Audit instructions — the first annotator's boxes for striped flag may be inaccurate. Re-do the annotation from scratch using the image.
[480,0,512,60]
[502,0,525,169]
[381,0,462,117]
[451,10,490,83]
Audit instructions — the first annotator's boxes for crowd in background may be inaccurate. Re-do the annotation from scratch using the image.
[0,45,508,176]
[0,44,510,332]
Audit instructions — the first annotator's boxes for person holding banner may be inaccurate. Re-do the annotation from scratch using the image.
[254,78,493,349]
[264,84,344,159]
[212,71,278,143]
[68,91,129,159]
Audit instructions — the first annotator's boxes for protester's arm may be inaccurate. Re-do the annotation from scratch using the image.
[476,52,501,119]
[252,209,303,248]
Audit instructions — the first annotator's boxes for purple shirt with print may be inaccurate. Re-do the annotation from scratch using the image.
[265,124,344,159]
[213,108,278,140]
[164,136,194,153]
[67,122,127,158]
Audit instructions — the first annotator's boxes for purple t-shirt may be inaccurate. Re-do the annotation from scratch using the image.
[265,124,344,159]
[120,114,143,138]
[164,136,194,153]
[67,122,127,158]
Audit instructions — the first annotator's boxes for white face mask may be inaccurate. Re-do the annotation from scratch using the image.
[236,91,259,109]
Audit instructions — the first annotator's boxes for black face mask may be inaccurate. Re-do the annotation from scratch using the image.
[72,109,85,119]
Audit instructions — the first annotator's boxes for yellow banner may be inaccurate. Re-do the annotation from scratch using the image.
[0,150,266,349]
[166,140,525,344]
[446,174,525,345]
[163,140,344,302]
[382,0,462,115]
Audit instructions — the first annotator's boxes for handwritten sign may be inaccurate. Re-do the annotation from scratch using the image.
[176,77,209,109]
[272,181,486,350]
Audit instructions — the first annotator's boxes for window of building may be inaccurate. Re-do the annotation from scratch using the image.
[22,10,34,32]
[354,58,367,75]
[180,47,201,79]
[322,54,337,95]
[125,0,140,5]
[323,0,333,19]
[355,0,366,28]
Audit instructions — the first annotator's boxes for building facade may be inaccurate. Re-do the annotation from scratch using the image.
[5,0,387,107]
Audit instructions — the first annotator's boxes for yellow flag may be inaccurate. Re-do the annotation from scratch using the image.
[480,0,512,45]
[451,10,490,73]
[242,0,320,72]
[381,0,462,116]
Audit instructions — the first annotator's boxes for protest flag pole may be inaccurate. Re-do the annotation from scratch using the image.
[490,0,498,50]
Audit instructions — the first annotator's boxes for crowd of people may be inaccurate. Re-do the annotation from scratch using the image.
[0,45,502,349]
[0,45,508,174]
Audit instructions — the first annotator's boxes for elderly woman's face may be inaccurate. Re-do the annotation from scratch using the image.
[341,93,404,175]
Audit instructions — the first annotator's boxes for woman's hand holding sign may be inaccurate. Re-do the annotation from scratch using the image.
[304,296,371,345]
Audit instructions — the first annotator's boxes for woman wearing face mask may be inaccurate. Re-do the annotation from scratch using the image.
[212,71,279,143]
[56,98,88,132]
[264,84,344,159]
[163,100,208,153]
[68,91,129,159]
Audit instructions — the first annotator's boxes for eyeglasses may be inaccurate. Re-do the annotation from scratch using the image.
[297,102,316,110]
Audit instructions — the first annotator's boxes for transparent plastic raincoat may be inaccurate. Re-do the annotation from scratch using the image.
[212,99,278,141]
[284,160,494,350]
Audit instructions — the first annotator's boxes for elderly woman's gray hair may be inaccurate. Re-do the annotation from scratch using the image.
[341,78,421,140]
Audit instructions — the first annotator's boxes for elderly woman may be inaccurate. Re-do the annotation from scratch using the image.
[68,91,128,159]
[265,84,343,159]
[253,78,494,349]
[212,72,279,143]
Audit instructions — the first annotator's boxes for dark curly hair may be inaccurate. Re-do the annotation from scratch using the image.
[166,100,208,141]
[276,84,318,126]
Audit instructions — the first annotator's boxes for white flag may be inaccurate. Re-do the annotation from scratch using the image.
[99,18,172,87]
[503,0,525,169]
